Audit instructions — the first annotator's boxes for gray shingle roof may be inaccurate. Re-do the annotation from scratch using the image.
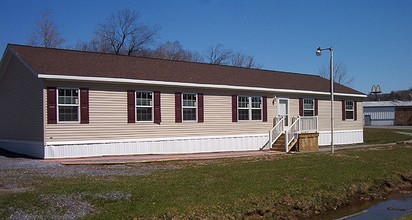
[364,101,412,107]
[8,44,364,95]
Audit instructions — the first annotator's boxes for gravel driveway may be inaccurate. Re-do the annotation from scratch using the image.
[0,148,173,190]
[0,149,171,220]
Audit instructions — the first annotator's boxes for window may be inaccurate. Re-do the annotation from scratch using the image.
[251,96,262,120]
[303,99,314,116]
[345,101,354,119]
[182,93,197,121]
[58,89,79,122]
[136,92,153,122]
[238,96,262,121]
[238,96,249,120]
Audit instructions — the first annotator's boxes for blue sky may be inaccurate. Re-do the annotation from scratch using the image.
[1,0,411,94]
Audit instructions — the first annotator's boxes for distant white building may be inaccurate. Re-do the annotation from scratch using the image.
[364,101,412,126]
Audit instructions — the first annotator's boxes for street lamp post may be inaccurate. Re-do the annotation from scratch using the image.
[316,47,335,153]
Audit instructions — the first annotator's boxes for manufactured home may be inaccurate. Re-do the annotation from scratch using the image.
[0,44,366,158]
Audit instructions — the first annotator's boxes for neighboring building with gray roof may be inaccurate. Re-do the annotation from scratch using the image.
[364,101,412,126]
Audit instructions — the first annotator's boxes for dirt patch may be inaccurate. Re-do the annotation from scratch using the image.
[0,184,33,194]
[4,191,133,219]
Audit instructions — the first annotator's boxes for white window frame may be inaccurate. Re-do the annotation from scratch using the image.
[57,88,80,123]
[303,99,315,116]
[345,100,355,120]
[135,91,154,122]
[238,96,250,121]
[182,93,197,122]
[251,96,262,121]
[238,96,262,121]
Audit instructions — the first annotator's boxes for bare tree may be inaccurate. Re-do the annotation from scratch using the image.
[75,38,111,53]
[230,52,262,68]
[152,41,186,60]
[204,44,262,68]
[183,50,204,63]
[28,10,65,48]
[92,9,159,55]
[204,44,233,64]
[319,61,355,87]
[151,41,204,62]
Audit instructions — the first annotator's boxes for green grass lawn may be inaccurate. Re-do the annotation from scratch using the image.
[364,127,412,144]
[1,145,412,219]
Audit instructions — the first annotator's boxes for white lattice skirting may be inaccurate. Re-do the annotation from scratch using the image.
[0,130,363,158]
[318,130,363,146]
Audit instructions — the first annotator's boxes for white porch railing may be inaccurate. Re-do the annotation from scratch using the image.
[269,117,284,147]
[268,116,319,152]
[299,116,318,133]
[285,117,300,152]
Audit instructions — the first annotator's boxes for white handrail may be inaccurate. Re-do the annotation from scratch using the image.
[269,117,284,147]
[285,116,300,152]
[269,116,319,152]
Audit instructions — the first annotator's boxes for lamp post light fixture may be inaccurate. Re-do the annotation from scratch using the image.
[316,47,335,153]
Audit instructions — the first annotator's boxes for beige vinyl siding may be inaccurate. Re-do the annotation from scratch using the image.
[289,99,299,122]
[45,82,275,142]
[0,56,44,142]
[44,81,363,142]
[317,99,363,131]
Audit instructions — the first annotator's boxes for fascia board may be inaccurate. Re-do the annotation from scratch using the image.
[38,74,367,98]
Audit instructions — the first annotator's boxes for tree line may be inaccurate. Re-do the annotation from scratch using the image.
[28,9,262,68]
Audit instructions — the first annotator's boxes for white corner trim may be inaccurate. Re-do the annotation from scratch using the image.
[45,133,269,146]
[38,74,366,98]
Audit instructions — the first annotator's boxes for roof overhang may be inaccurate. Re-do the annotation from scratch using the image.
[0,45,38,80]
[38,73,367,98]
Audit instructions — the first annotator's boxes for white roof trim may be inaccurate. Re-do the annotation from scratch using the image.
[38,74,367,97]
[334,92,366,98]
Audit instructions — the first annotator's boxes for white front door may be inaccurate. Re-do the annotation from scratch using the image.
[278,99,289,126]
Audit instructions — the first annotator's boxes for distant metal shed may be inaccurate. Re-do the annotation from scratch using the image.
[363,101,412,126]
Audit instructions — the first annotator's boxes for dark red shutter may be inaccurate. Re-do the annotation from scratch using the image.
[154,91,161,124]
[80,88,89,124]
[198,93,204,123]
[342,100,346,121]
[127,90,135,123]
[262,96,267,122]
[354,101,357,121]
[175,92,182,123]
[47,87,57,124]
[315,99,319,116]
[299,98,303,116]
[232,95,237,122]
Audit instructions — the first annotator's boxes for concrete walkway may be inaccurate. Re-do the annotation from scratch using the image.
[52,150,283,165]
